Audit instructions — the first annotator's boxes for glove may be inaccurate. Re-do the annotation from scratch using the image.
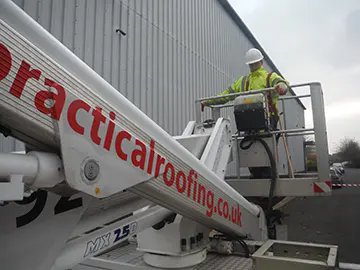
[201,101,206,112]
[275,82,288,95]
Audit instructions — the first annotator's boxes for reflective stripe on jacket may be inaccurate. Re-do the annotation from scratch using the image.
[206,66,288,116]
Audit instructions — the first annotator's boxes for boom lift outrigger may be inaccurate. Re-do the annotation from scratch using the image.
[0,1,337,269]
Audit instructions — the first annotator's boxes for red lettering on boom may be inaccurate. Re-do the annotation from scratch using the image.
[176,171,186,193]
[223,201,229,218]
[164,162,175,186]
[10,60,41,98]
[104,112,116,150]
[147,140,155,174]
[34,78,65,120]
[218,198,223,216]
[187,170,195,198]
[193,180,198,201]
[115,131,131,161]
[197,184,206,206]
[154,155,165,178]
[68,99,91,135]
[232,206,237,224]
[131,139,147,170]
[0,44,12,81]
[91,107,106,145]
[0,42,245,228]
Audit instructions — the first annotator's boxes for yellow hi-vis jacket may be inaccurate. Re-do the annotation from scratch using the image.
[206,66,288,117]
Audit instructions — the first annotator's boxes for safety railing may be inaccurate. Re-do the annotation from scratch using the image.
[195,82,329,183]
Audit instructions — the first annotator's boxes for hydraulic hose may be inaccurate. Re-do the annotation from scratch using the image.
[239,135,277,213]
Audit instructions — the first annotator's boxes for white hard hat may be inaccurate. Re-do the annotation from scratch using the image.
[245,48,264,65]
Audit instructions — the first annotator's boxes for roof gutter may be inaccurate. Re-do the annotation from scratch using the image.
[217,0,306,110]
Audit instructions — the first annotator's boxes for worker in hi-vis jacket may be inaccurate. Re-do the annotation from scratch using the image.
[202,48,289,179]
[201,48,289,131]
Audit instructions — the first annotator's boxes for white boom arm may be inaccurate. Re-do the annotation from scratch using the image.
[0,1,267,269]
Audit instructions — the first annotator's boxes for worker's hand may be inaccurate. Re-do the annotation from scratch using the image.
[201,101,207,112]
[275,82,288,95]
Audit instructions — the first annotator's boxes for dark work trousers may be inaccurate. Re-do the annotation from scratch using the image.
[270,115,279,132]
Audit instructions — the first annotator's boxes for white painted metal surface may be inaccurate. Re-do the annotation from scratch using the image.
[137,215,210,268]
[226,178,328,197]
[252,240,338,270]
[0,2,339,270]
[0,191,92,270]
[143,249,207,269]
[52,206,172,270]
[4,0,306,179]
[172,134,210,159]
[200,118,233,179]
[0,153,38,179]
[0,0,266,241]
[0,180,24,200]
[238,137,275,167]
[0,152,64,201]
[8,0,280,137]
[310,83,330,183]
[71,195,149,238]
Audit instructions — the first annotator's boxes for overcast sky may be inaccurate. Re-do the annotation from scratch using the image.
[229,0,360,153]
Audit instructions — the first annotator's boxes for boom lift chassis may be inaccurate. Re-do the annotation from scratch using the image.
[0,1,354,269]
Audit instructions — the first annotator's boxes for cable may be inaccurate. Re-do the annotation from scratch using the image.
[212,234,250,258]
[239,135,255,150]
[239,135,277,212]
[237,239,250,258]
[239,134,278,239]
[255,137,277,213]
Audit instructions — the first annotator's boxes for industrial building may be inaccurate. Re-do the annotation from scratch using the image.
[2,0,306,174]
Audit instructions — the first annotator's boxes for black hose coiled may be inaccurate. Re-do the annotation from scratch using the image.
[239,135,277,213]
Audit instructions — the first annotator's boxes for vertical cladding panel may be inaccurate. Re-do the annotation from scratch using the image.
[188,0,194,122]
[111,0,121,90]
[11,0,305,174]
[192,0,198,115]
[93,0,105,76]
[152,0,159,124]
[63,0,76,51]
[168,0,174,134]
[187,1,192,127]
[146,1,154,120]
[183,0,188,127]
[203,0,208,122]
[126,1,135,103]
[119,2,128,96]
[178,0,184,131]
[12,0,24,9]
[176,0,181,135]
[153,0,160,124]
[163,0,169,131]
[198,0,205,118]
[103,0,114,84]
[50,0,65,42]
[133,0,142,109]
[23,0,38,21]
[172,0,178,135]
[84,0,96,68]
[38,0,52,32]
[74,0,86,61]
[158,0,164,129]
[0,136,24,153]
[140,0,148,114]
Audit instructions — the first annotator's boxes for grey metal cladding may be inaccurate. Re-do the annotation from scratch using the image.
[8,0,305,174]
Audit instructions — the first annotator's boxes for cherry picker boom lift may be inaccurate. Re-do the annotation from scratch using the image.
[0,1,349,269]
